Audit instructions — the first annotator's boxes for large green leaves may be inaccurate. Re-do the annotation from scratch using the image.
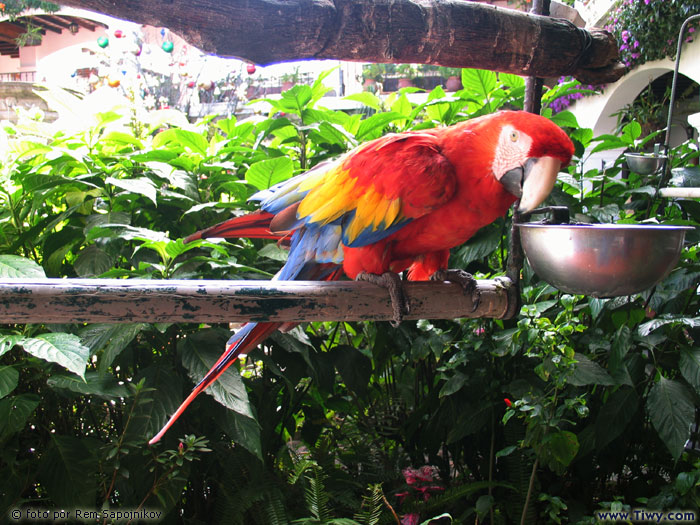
[0,255,46,278]
[179,329,262,459]
[38,435,99,508]
[21,333,90,378]
[647,377,695,460]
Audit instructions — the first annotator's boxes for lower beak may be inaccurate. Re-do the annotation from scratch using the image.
[499,157,562,212]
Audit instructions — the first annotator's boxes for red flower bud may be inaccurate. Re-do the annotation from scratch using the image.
[504,398,513,408]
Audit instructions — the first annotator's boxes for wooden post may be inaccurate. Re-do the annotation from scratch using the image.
[0,278,514,324]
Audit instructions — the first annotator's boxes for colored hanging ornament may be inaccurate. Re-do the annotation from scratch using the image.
[246,63,256,75]
[162,41,174,53]
[114,29,123,38]
[97,36,109,48]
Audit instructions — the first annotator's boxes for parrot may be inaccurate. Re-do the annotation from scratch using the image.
[148,110,574,444]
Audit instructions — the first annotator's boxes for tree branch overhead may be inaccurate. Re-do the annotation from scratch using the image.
[58,0,623,84]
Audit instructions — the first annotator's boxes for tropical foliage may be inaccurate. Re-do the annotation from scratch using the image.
[1,69,699,523]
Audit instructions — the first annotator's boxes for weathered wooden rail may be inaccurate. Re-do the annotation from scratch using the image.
[0,278,513,323]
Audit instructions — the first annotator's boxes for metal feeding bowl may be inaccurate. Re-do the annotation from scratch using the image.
[625,153,667,175]
[518,222,693,297]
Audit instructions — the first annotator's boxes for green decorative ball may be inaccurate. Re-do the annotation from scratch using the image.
[162,41,174,53]
[97,36,109,48]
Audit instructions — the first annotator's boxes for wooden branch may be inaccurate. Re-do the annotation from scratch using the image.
[57,0,623,84]
[0,278,513,324]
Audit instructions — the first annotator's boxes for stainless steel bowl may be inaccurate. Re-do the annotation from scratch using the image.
[518,224,693,297]
[625,153,667,175]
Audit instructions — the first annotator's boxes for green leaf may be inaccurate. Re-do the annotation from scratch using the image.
[47,371,130,399]
[0,366,19,398]
[680,348,700,394]
[595,386,638,450]
[639,316,700,336]
[461,69,497,100]
[539,430,579,473]
[79,323,148,374]
[179,329,262,459]
[0,335,22,359]
[450,224,501,267]
[568,353,615,386]
[246,156,294,190]
[106,176,158,206]
[355,112,403,140]
[38,435,99,507]
[439,370,468,397]
[0,393,40,441]
[0,255,46,278]
[128,366,184,441]
[549,110,579,128]
[344,92,383,111]
[331,345,372,396]
[153,128,209,155]
[647,376,694,460]
[21,333,90,378]
[73,245,114,277]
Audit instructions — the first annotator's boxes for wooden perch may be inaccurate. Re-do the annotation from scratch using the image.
[58,0,623,84]
[0,278,514,324]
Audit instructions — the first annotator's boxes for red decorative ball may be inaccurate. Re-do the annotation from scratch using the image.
[114,29,123,38]
[246,63,256,75]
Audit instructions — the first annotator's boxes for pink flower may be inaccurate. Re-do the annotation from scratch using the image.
[401,514,420,525]
[395,491,409,504]
[402,467,419,485]
[417,466,436,482]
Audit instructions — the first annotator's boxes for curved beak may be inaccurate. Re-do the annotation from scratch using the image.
[499,156,562,212]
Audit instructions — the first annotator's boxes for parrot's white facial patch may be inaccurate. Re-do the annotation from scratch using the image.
[492,125,533,181]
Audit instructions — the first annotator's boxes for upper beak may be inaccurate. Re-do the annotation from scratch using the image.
[499,156,562,212]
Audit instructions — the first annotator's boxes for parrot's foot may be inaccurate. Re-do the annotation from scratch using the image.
[356,271,408,327]
[431,269,481,312]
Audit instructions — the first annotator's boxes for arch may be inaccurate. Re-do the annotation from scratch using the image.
[570,37,700,137]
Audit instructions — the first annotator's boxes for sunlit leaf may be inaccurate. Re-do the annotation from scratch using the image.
[21,333,90,378]
[0,255,45,278]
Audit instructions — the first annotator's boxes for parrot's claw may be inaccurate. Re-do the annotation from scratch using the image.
[432,269,481,312]
[356,271,409,326]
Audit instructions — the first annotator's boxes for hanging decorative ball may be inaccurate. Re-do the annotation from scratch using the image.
[162,41,174,53]
[97,36,109,48]
[108,78,121,88]
[187,81,195,88]
[132,46,142,56]
[114,29,123,38]
[246,63,256,75]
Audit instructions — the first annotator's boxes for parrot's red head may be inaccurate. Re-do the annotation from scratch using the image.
[488,111,574,212]
[446,111,574,213]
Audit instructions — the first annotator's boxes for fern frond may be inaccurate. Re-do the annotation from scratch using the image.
[354,483,385,525]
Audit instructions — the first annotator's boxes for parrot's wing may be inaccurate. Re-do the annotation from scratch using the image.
[253,132,458,249]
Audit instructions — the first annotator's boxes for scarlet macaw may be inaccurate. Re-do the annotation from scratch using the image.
[148,110,574,444]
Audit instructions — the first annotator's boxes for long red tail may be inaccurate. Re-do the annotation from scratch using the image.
[185,210,284,243]
[148,321,280,444]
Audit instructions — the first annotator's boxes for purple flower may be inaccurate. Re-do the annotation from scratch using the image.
[620,44,629,51]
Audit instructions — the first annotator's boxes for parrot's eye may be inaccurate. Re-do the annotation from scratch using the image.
[510,131,519,142]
